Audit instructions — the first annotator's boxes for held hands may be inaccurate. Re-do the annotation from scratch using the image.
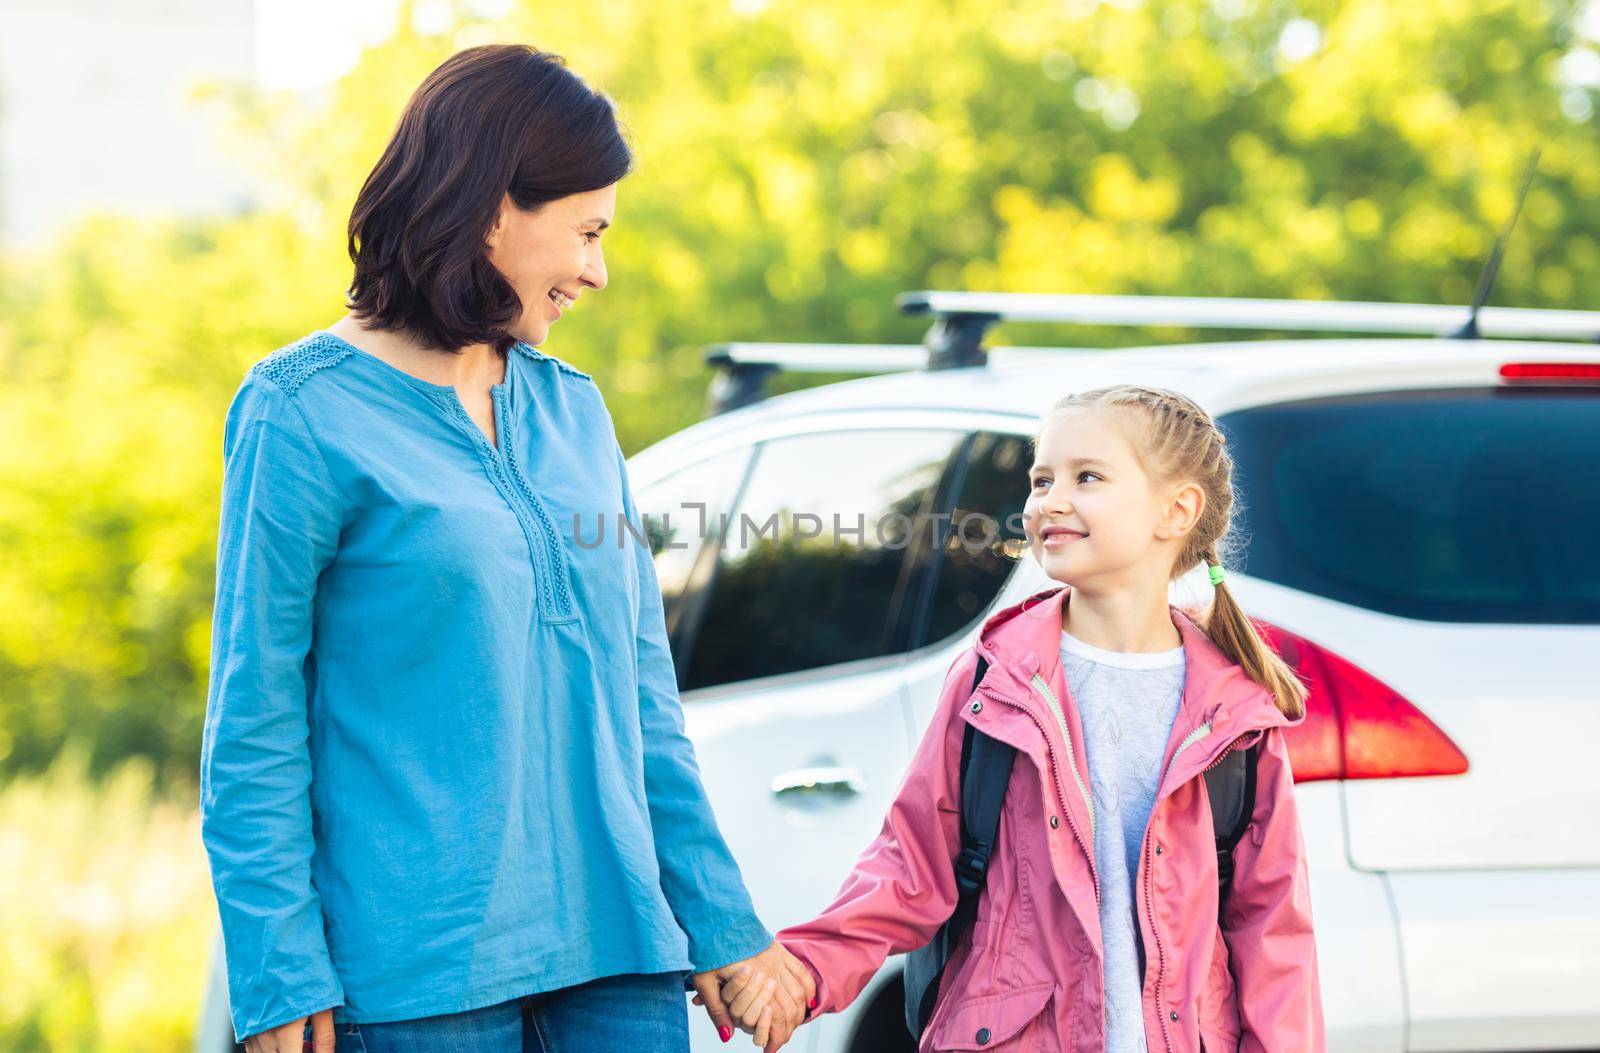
[691,941,816,1052]
[242,1007,333,1053]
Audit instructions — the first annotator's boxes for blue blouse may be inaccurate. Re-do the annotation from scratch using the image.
[199,331,771,1042]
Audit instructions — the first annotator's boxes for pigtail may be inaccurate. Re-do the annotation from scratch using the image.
[1196,544,1307,720]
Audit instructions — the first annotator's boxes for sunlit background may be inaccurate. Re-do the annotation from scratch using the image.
[2,0,1598,1047]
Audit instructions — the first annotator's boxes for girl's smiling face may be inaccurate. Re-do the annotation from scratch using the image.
[1025,407,1197,587]
[486,182,615,347]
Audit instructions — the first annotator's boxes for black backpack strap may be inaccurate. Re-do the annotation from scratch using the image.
[951,725,1014,915]
[1203,741,1260,916]
[904,655,1015,1039]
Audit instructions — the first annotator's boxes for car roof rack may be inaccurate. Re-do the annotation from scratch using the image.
[703,343,929,416]
[702,290,1600,416]
[898,290,1600,359]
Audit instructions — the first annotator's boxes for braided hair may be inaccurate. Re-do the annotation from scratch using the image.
[1035,385,1306,719]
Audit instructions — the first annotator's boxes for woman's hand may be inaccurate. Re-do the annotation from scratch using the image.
[691,941,815,1049]
[242,1007,333,1053]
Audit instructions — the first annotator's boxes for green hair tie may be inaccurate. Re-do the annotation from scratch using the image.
[1208,563,1226,586]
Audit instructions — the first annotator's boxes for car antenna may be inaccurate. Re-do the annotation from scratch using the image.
[1451,146,1540,339]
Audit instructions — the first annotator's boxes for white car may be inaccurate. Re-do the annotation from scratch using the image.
[198,293,1600,1052]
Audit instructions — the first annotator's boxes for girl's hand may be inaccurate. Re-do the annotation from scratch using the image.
[690,940,815,1048]
[752,1001,777,1050]
[691,962,776,1044]
[722,966,779,1036]
[716,973,783,1053]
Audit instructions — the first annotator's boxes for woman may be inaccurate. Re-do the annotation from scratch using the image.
[199,44,811,1053]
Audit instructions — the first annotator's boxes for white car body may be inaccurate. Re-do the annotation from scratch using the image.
[633,338,1600,1053]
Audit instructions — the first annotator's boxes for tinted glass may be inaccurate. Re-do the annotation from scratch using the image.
[684,429,966,689]
[1220,387,1600,623]
[634,447,751,646]
[919,432,1031,646]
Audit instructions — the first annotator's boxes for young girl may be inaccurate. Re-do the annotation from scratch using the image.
[713,385,1326,1052]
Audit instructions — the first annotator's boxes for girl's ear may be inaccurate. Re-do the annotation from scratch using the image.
[1156,479,1205,541]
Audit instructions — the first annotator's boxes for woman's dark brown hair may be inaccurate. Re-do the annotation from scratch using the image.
[346,44,632,354]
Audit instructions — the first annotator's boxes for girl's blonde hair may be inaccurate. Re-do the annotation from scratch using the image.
[1037,384,1307,720]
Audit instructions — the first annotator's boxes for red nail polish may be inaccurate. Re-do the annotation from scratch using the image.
[809,995,818,1010]
[719,1025,732,1043]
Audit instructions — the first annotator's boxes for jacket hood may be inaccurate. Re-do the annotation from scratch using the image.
[973,584,1303,743]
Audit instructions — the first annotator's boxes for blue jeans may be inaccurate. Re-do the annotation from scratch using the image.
[301,972,690,1052]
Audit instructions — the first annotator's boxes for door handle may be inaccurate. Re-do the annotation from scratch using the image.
[771,765,865,800]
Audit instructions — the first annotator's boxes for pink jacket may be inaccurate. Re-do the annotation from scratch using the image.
[779,585,1325,1052]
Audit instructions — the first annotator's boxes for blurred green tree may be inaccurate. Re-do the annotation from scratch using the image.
[0,0,1595,782]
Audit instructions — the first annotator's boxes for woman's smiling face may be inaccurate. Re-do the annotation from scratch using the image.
[486,182,615,347]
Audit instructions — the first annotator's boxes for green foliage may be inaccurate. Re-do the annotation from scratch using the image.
[0,749,212,1051]
[1,0,1597,788]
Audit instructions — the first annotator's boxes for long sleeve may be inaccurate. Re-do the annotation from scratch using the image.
[614,443,773,973]
[776,646,978,1016]
[200,374,345,1042]
[1221,724,1328,1053]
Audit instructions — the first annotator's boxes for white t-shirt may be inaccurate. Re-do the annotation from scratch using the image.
[1060,629,1187,1053]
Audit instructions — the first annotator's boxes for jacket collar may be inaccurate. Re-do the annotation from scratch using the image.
[972,584,1299,747]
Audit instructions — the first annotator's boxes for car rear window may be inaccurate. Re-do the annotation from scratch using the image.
[1219,386,1600,624]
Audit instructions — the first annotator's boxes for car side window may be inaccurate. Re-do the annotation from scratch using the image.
[633,446,752,655]
[917,431,1031,647]
[681,429,967,690]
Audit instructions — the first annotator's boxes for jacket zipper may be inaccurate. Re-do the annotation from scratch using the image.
[1167,722,1212,774]
[975,684,1101,908]
[1145,720,1257,1053]
[1029,673,1096,845]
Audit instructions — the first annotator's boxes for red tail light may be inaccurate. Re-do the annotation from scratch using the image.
[1254,620,1469,784]
[1499,361,1600,384]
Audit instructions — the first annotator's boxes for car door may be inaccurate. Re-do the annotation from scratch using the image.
[833,426,1041,1052]
[634,416,973,1053]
